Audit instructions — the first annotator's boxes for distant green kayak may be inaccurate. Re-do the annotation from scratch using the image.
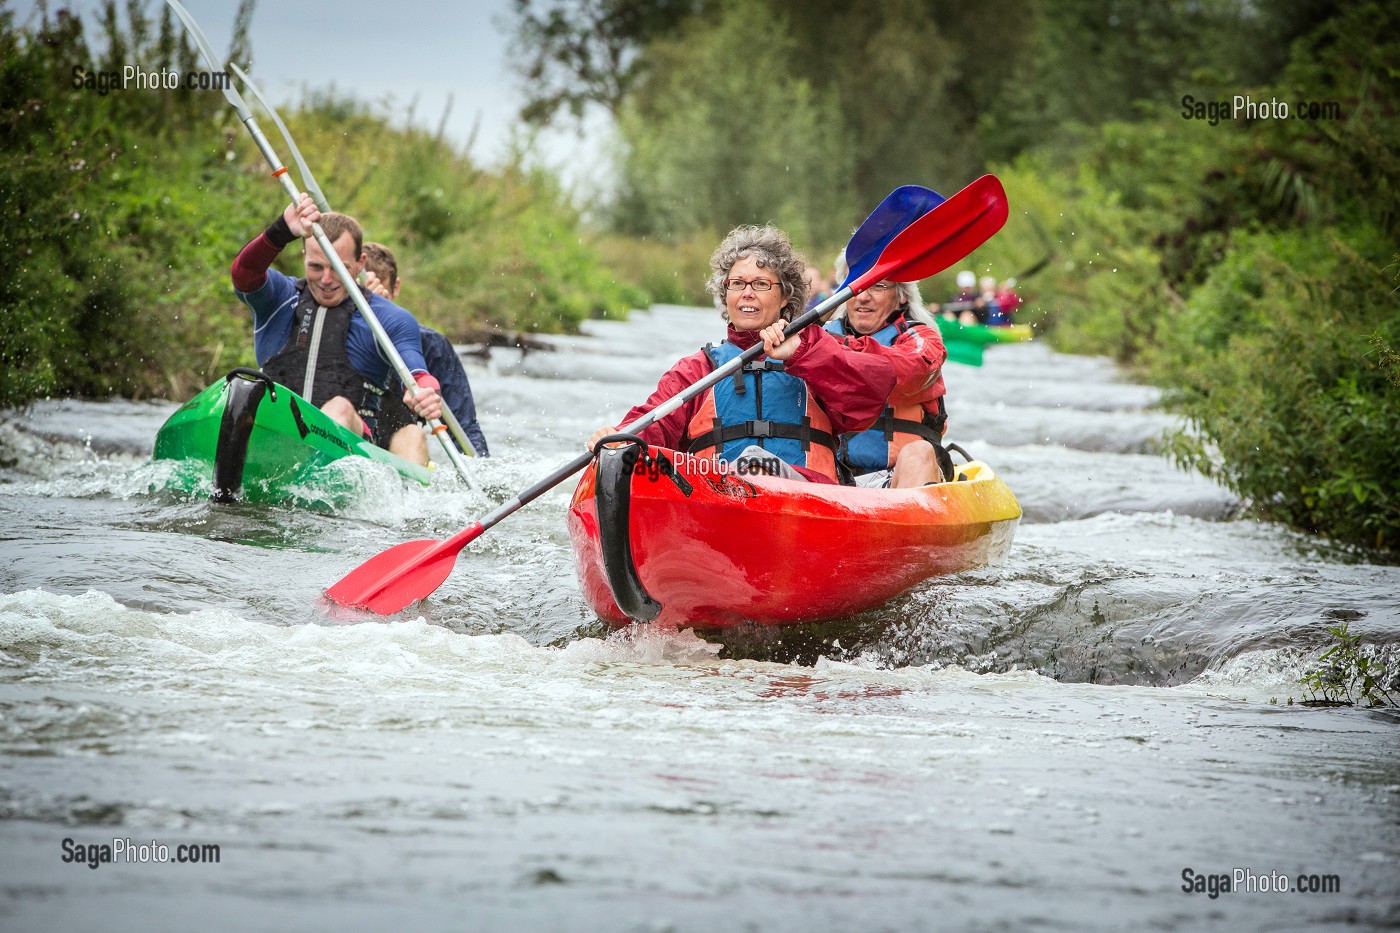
[936,318,1033,366]
[153,369,432,503]
[936,317,1033,345]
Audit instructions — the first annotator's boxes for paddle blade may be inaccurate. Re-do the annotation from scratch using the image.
[856,175,1008,290]
[842,185,945,288]
[325,523,483,614]
[164,1,255,121]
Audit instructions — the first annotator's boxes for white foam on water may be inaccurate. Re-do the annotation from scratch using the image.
[2,590,1397,931]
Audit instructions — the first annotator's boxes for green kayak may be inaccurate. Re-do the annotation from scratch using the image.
[153,369,432,503]
[936,318,1032,367]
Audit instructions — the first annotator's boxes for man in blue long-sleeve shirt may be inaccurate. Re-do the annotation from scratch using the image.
[230,194,443,465]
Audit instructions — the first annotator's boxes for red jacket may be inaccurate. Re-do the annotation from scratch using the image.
[830,312,948,418]
[996,289,1023,317]
[620,323,897,483]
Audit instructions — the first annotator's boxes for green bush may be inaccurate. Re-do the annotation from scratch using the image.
[967,2,1400,551]
[253,97,644,337]
[591,231,719,307]
[1157,227,1399,548]
[0,3,252,405]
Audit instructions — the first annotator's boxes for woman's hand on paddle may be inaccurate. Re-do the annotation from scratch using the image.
[587,425,621,453]
[760,322,802,361]
[283,193,320,238]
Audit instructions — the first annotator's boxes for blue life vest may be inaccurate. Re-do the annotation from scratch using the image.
[685,341,838,480]
[824,317,946,474]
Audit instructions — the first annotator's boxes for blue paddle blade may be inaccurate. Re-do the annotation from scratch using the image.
[841,185,944,288]
[856,175,1008,288]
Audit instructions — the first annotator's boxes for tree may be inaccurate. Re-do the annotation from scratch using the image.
[508,0,702,126]
[980,0,1284,163]
[767,0,1033,199]
[610,0,856,248]
[533,0,1036,234]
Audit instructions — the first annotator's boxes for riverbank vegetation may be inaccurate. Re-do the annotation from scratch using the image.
[3,0,1396,551]
[1300,622,1397,708]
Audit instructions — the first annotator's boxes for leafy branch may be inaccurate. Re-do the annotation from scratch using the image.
[1300,622,1397,708]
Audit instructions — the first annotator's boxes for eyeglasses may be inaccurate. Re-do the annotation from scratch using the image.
[724,278,779,292]
[867,282,896,292]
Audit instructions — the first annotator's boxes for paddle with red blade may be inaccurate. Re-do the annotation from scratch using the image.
[325,174,1009,615]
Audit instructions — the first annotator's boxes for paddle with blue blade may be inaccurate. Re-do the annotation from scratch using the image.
[325,174,1009,615]
[840,184,945,286]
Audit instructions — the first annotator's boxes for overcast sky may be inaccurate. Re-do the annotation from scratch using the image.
[14,0,609,188]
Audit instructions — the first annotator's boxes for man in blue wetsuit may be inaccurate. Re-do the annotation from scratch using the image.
[230,194,443,466]
[361,242,490,458]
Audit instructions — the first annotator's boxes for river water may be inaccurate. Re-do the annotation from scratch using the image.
[1,305,1397,931]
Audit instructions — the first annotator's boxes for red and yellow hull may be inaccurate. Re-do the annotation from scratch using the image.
[567,446,1020,628]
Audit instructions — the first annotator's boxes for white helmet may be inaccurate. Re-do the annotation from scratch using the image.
[956,270,976,289]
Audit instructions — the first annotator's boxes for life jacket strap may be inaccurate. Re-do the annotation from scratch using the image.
[687,419,837,456]
[877,415,946,445]
[733,356,783,396]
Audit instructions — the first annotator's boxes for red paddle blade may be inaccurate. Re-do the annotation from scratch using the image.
[325,523,483,613]
[855,174,1008,290]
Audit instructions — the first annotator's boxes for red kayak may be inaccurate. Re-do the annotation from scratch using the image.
[567,442,1021,628]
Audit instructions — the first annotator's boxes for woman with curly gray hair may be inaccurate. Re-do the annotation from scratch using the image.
[705,225,810,324]
[587,225,898,484]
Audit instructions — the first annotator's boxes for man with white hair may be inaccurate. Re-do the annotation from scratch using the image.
[979,274,1007,325]
[825,253,951,487]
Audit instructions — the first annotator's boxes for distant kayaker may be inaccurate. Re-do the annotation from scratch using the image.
[230,194,442,466]
[947,269,981,325]
[995,278,1023,322]
[361,242,490,458]
[979,275,1007,326]
[586,225,896,484]
[825,252,952,487]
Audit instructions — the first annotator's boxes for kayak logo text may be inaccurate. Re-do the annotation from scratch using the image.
[72,64,233,96]
[60,837,222,869]
[1180,94,1343,126]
